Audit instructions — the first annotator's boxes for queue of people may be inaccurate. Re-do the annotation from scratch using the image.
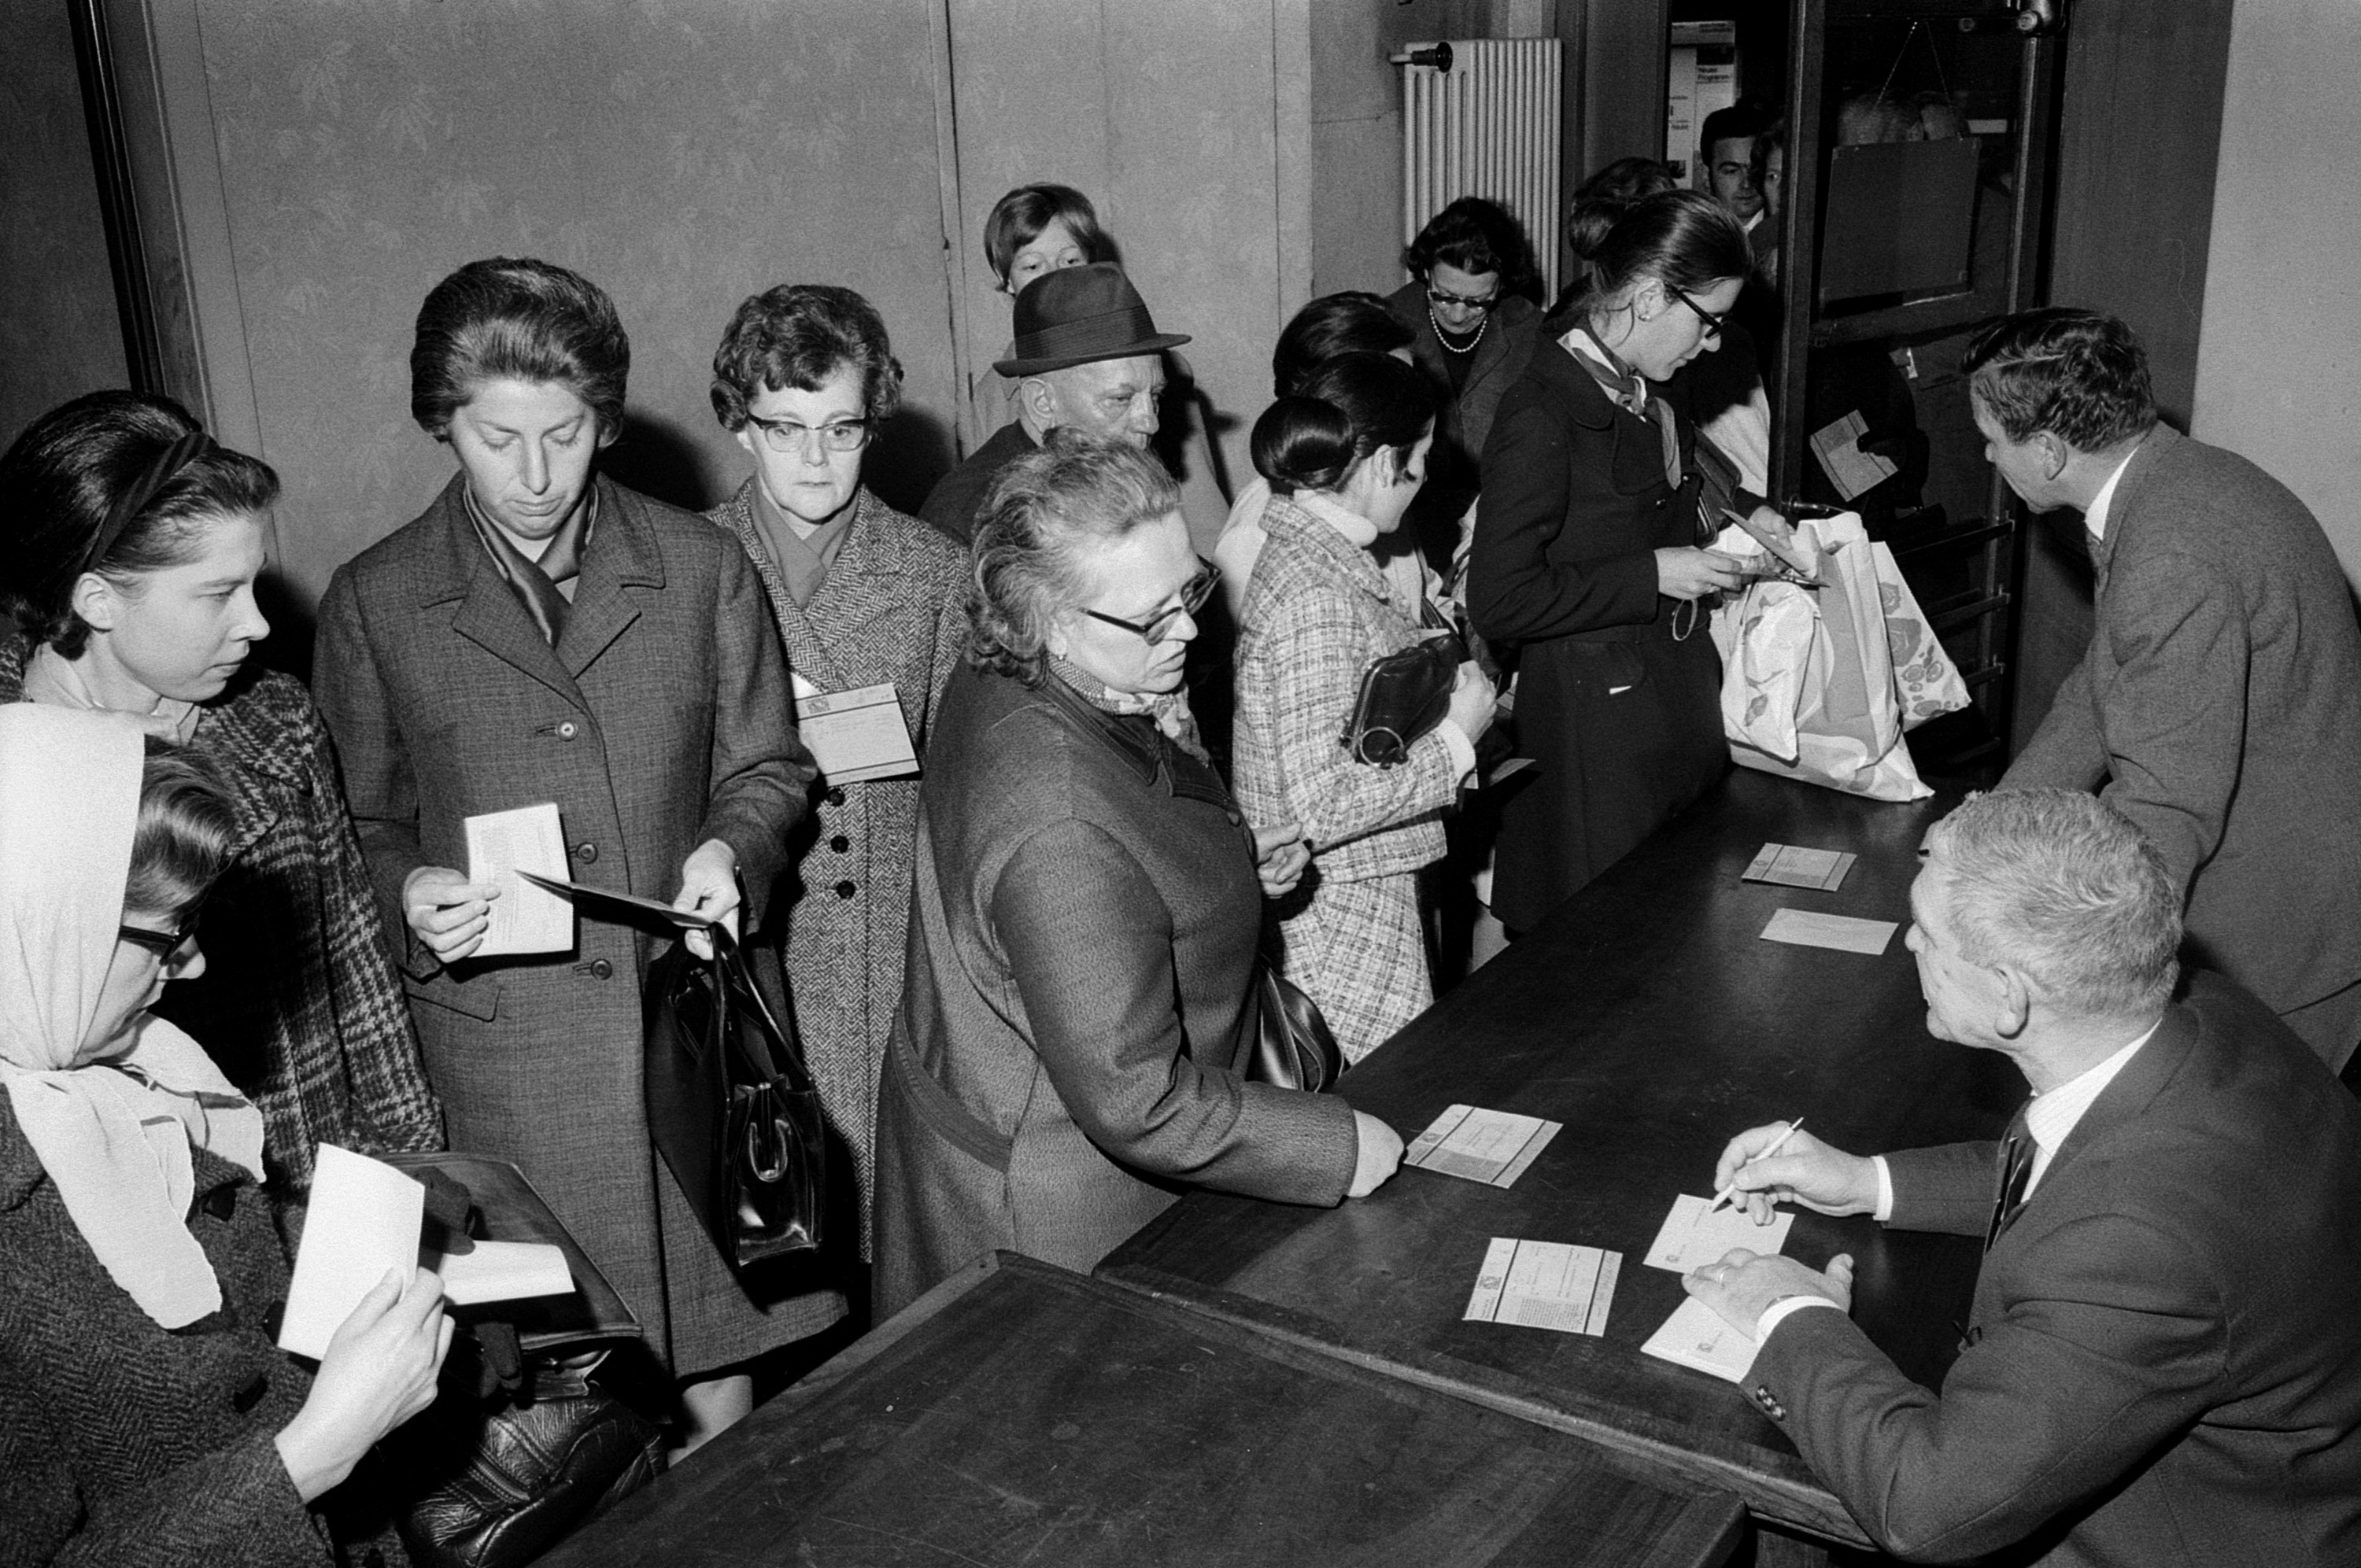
[4,160,2360,1568]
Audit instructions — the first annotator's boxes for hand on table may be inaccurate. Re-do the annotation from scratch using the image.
[403,866,500,964]
[1714,1122,1880,1224]
[1347,1109,1404,1198]
[674,839,743,961]
[1253,821,1311,899]
[1684,1249,1855,1338]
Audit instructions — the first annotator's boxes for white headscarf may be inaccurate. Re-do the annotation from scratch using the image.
[0,704,263,1327]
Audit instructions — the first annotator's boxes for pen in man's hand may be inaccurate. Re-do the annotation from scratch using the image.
[1710,1118,1805,1213]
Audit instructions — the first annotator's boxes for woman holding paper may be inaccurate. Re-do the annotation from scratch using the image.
[312,258,813,1450]
[704,284,968,1267]
[0,390,442,1194]
[0,706,451,1566]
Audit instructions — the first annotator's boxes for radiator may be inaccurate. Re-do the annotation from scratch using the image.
[1398,39,1563,301]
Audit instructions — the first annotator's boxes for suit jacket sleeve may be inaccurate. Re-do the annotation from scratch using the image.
[695,533,815,927]
[1466,397,1661,644]
[1881,1141,2001,1237]
[1753,1208,2225,1562]
[2002,640,2106,793]
[990,819,1358,1205]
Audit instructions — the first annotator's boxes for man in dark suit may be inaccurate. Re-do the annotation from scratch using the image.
[1970,307,2361,1070]
[1690,788,2361,1566]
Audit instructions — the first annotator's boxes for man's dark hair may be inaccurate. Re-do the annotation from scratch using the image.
[410,257,630,441]
[1963,307,2158,452]
[1700,96,1777,163]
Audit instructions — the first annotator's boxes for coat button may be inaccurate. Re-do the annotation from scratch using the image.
[825,788,848,807]
[833,880,856,899]
[829,835,851,854]
[1750,1385,1786,1420]
[589,958,614,980]
[574,842,597,862]
[556,721,578,740]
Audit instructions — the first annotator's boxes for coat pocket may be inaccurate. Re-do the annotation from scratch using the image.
[403,968,502,1023]
[1563,640,1649,699]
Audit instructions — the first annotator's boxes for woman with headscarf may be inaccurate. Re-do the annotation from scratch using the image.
[0,705,449,1566]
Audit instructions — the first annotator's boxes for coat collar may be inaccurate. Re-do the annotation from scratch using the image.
[711,481,923,692]
[2087,423,2176,585]
[1990,999,2197,1247]
[1033,672,1232,811]
[1260,493,1404,611]
[1534,333,1631,433]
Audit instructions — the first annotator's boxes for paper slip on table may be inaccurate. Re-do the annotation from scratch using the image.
[536,1252,1747,1568]
[1098,769,2019,1555]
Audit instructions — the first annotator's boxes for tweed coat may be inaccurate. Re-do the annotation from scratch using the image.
[0,639,440,1194]
[2002,426,2361,1039]
[1232,494,1462,1059]
[705,480,968,1252]
[0,1105,326,1566]
[312,473,816,1374]
[1752,975,2361,1565]
[873,662,1362,1316]
[1467,337,1728,932]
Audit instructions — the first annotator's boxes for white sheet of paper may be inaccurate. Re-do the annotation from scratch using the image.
[796,682,918,785]
[1464,1237,1621,1334]
[1643,1193,1794,1273]
[1742,843,1857,892]
[464,802,574,956]
[279,1145,424,1360]
[1761,907,1897,955]
[1642,1296,1761,1382]
[1809,409,1899,502]
[436,1239,575,1306]
[1405,1104,1563,1188]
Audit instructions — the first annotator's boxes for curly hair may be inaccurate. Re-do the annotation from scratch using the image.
[0,391,279,659]
[411,256,630,441]
[1402,197,1539,299]
[1962,308,2157,452]
[709,283,904,432]
[966,430,1180,685]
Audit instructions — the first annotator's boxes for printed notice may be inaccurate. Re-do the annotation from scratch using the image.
[437,1239,575,1307]
[1760,908,1897,956]
[796,681,918,785]
[1642,1297,1761,1382]
[1742,843,1857,892]
[1405,1104,1562,1187]
[1644,1194,1794,1273]
[464,802,573,956]
[1808,409,1899,502]
[1465,1238,1621,1335]
[280,1146,425,1360]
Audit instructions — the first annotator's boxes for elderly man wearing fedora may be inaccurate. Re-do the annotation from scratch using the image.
[920,262,1190,543]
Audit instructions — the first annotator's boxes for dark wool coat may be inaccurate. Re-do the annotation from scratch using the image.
[917,420,1036,544]
[0,640,442,1194]
[1387,279,1543,546]
[1468,338,1727,932]
[313,474,816,1374]
[705,481,968,1253]
[0,1105,325,1567]
[873,664,1361,1316]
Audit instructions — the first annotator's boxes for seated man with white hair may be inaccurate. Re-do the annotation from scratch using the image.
[1690,788,2361,1566]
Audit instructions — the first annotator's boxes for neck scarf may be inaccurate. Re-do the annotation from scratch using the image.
[1047,654,1206,762]
[464,481,600,645]
[0,706,264,1328]
[20,643,203,743]
[1563,323,1685,493]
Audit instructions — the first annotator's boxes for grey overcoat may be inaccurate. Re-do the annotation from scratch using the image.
[313,473,817,1374]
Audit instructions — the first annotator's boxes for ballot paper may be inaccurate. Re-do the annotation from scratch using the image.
[1405,1104,1563,1188]
[279,1146,425,1360]
[436,1239,575,1307]
[1642,1297,1760,1382]
[1643,1194,1794,1273]
[1760,907,1897,956]
[796,681,918,785]
[1742,843,1857,892]
[464,802,573,956]
[1808,409,1899,502]
[1465,1238,1621,1335]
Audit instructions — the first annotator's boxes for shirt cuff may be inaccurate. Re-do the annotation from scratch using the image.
[1436,718,1478,784]
[1756,1293,1846,1344]
[1873,1154,1895,1222]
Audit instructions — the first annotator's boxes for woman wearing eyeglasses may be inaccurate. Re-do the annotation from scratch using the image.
[704,283,968,1298]
[1232,354,1496,1060]
[1468,190,1758,935]
[872,433,1402,1316]
[0,392,442,1196]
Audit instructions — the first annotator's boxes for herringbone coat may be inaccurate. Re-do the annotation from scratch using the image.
[705,481,967,1253]
[0,638,441,1194]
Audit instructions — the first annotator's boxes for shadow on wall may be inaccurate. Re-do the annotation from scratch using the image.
[252,567,316,684]
[602,411,714,515]
[867,404,957,519]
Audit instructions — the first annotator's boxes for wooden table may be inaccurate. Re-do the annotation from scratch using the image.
[1100,770,2020,1551]
[541,1253,1746,1567]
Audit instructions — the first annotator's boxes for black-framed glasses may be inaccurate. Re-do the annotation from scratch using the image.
[118,909,201,960]
[1665,282,1728,341]
[743,411,870,455]
[1424,285,1500,314]
[1081,557,1219,644]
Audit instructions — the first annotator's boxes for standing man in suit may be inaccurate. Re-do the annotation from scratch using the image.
[314,256,815,1451]
[1690,788,2361,1565]
[1971,307,2361,1070]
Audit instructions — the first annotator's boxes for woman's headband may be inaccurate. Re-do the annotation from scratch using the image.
[78,429,212,577]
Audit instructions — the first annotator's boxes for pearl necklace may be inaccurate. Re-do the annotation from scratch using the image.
[1428,308,1489,356]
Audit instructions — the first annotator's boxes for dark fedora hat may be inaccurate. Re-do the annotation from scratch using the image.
[994,263,1190,377]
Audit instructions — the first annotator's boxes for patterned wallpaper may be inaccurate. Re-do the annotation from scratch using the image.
[192,0,959,603]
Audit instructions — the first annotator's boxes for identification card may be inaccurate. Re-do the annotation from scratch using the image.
[1642,1297,1761,1382]
[1404,1104,1562,1188]
[1643,1193,1794,1273]
[1465,1237,1620,1335]
[1760,907,1897,955]
[1742,843,1857,892]
[796,681,919,785]
[464,802,574,956]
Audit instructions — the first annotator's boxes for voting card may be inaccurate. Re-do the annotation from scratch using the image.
[1742,843,1857,892]
[464,802,574,956]
[279,1146,425,1359]
[1405,1104,1563,1188]
[1465,1238,1620,1335]
[1642,1297,1760,1382]
[1760,907,1897,956]
[437,1239,575,1307]
[796,681,918,785]
[1643,1194,1794,1273]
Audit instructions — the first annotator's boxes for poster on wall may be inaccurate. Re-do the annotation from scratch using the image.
[1667,20,1739,186]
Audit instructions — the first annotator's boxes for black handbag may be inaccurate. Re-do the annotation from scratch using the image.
[643,930,826,1268]
[1341,628,1467,768]
[1243,959,1343,1093]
